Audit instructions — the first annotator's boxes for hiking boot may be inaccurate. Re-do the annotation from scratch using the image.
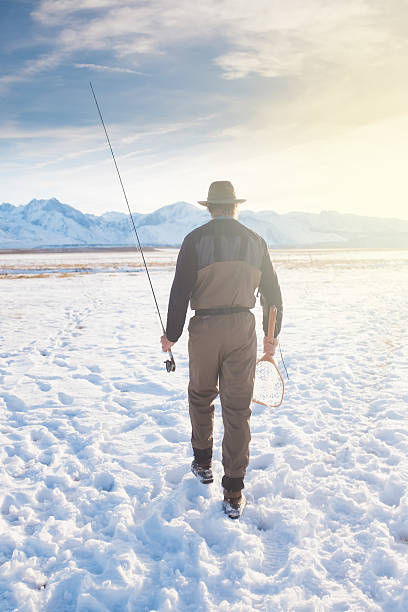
[222,491,246,519]
[191,460,213,484]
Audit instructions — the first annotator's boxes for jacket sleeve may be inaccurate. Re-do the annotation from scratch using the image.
[166,235,197,342]
[258,244,283,337]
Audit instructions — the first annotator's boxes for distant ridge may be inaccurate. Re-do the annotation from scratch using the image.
[0,198,407,249]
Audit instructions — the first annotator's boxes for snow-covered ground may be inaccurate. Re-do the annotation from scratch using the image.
[1,249,407,611]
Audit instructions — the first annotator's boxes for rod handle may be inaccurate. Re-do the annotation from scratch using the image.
[267,306,277,341]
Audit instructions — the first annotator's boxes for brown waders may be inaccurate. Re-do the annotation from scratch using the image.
[188,310,257,492]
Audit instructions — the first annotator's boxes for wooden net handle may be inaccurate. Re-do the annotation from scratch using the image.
[267,306,277,341]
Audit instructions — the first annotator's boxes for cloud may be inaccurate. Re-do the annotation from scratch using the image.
[213,1,398,80]
[74,63,145,74]
[28,1,406,78]
[0,50,66,93]
[2,0,408,103]
[0,113,215,173]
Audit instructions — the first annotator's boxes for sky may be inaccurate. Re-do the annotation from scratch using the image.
[1,0,408,219]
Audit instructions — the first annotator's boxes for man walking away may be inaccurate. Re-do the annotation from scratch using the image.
[161,181,282,518]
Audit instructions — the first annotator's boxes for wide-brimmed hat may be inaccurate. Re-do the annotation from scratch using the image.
[198,181,246,206]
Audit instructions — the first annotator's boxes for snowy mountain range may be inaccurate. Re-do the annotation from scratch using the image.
[1,197,407,249]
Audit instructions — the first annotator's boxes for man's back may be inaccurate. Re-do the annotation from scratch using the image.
[166,217,282,342]
[185,218,265,310]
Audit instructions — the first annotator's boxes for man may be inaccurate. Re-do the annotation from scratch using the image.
[161,181,282,519]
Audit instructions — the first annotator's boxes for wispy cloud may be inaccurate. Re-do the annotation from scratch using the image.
[121,115,216,144]
[74,63,145,74]
[0,50,66,93]
[0,114,215,171]
[0,122,98,141]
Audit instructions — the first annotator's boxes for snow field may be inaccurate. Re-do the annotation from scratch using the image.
[0,251,408,611]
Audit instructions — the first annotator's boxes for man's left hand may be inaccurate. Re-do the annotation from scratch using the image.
[161,334,175,352]
[264,336,278,357]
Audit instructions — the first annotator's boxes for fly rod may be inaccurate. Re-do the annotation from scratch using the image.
[90,81,175,373]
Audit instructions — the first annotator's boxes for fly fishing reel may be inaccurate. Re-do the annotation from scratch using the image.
[165,352,176,372]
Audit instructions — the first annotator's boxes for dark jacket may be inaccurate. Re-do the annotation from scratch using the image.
[166,217,283,342]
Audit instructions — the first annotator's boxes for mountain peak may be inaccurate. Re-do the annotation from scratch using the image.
[26,197,61,207]
[138,201,205,228]
[0,202,14,213]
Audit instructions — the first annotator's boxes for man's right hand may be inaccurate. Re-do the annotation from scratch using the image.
[264,336,278,357]
[161,334,175,353]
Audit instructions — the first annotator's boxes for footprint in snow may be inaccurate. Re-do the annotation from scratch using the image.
[369,549,398,579]
[160,428,186,443]
[165,464,188,486]
[53,357,71,369]
[2,393,27,412]
[380,480,404,507]
[30,429,43,442]
[39,451,53,466]
[93,472,115,492]
[260,530,292,575]
[114,381,169,395]
[58,392,74,405]
[73,551,104,576]
[113,396,135,410]
[120,416,145,433]
[36,380,51,392]
[249,453,276,471]
[72,373,103,386]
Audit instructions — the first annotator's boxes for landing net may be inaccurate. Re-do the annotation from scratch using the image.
[253,358,284,408]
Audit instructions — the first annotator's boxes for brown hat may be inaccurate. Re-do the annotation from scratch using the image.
[198,181,246,206]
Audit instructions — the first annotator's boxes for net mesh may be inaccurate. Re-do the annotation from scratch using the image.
[253,359,283,407]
